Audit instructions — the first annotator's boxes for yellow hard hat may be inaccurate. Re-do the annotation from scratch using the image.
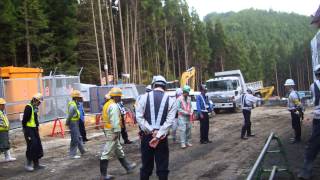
[71,90,82,98]
[105,93,111,100]
[109,87,123,97]
[0,98,6,105]
[33,93,43,101]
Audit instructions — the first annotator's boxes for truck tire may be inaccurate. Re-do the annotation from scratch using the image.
[214,109,220,114]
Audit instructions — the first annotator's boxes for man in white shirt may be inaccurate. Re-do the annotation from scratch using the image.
[240,88,260,140]
[135,75,177,180]
[284,79,302,144]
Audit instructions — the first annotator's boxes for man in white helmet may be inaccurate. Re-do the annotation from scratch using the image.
[298,64,320,179]
[240,88,260,140]
[284,79,302,144]
[22,93,45,171]
[136,75,177,180]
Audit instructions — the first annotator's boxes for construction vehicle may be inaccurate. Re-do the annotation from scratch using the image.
[206,70,246,113]
[165,67,196,97]
[246,81,275,100]
[180,67,196,91]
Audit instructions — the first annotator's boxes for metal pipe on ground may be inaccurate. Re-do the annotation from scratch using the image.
[246,132,275,180]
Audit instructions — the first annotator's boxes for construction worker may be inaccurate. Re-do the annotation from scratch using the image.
[136,75,177,180]
[0,98,16,162]
[240,88,260,140]
[100,87,136,180]
[146,85,152,93]
[118,101,133,144]
[22,93,45,172]
[172,88,182,143]
[196,85,213,144]
[78,100,89,143]
[284,79,302,144]
[177,85,193,149]
[67,90,86,159]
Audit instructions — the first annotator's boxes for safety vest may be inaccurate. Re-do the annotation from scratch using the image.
[26,104,36,128]
[102,99,122,130]
[0,110,9,132]
[148,91,169,129]
[178,96,191,116]
[67,101,80,121]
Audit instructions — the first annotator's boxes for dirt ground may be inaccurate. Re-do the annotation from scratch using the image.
[1,106,320,180]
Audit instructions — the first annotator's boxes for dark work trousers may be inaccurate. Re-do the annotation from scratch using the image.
[241,109,252,137]
[304,119,320,162]
[23,127,44,161]
[79,120,88,141]
[121,116,130,142]
[291,111,301,141]
[140,134,169,180]
[200,112,210,142]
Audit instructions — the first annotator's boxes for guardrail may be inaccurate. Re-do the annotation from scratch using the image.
[246,132,294,180]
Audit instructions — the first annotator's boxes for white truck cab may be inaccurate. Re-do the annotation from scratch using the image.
[206,70,247,113]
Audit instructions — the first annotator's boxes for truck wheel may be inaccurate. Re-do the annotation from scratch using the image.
[214,109,220,114]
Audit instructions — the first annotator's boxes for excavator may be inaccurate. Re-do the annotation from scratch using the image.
[166,67,196,91]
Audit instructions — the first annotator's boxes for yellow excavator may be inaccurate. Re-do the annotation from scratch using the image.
[165,67,196,91]
[180,67,196,91]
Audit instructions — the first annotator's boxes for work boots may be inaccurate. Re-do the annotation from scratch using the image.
[298,160,313,180]
[100,159,114,180]
[25,159,34,172]
[33,159,46,170]
[118,158,136,174]
[4,151,16,162]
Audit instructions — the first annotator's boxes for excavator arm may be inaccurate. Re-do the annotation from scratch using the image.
[180,67,196,91]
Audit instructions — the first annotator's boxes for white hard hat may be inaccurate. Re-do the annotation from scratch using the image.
[175,88,183,96]
[247,88,254,94]
[284,79,295,86]
[146,85,152,92]
[314,64,320,74]
[152,75,167,86]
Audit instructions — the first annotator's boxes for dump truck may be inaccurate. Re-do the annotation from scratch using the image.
[206,70,247,113]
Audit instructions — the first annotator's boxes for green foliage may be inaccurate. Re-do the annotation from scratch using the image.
[205,9,316,92]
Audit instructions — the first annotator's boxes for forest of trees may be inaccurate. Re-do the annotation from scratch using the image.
[0,1,317,95]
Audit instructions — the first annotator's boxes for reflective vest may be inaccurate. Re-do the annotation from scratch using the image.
[68,101,80,121]
[102,99,121,129]
[26,104,36,128]
[147,91,169,129]
[178,96,191,116]
[0,110,9,132]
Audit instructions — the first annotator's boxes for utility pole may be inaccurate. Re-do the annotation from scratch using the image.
[97,0,108,85]
[90,0,103,85]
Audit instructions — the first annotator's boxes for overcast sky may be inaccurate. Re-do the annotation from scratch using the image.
[186,0,320,20]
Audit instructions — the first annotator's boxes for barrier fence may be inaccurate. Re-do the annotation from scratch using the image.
[0,76,80,129]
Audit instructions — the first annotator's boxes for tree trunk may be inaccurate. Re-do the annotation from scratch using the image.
[24,0,31,67]
[106,0,118,83]
[183,31,188,70]
[275,62,280,96]
[90,0,103,85]
[97,0,108,84]
[118,0,127,82]
[165,26,169,78]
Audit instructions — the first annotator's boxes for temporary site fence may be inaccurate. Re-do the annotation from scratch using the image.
[0,75,80,129]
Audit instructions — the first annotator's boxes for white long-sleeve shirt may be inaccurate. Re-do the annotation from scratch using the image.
[135,88,177,139]
[241,93,260,111]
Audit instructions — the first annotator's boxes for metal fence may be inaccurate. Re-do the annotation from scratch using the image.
[0,78,3,98]
[89,84,146,113]
[1,76,80,129]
